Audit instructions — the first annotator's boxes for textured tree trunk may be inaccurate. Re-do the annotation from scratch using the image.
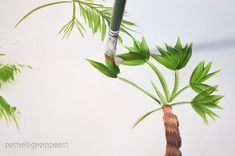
[162,105,182,156]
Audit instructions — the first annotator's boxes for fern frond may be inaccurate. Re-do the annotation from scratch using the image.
[16,0,136,42]
[0,64,31,88]
[75,0,136,41]
[0,96,20,128]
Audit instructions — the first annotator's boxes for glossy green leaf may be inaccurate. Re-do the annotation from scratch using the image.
[87,59,117,78]
[116,53,146,66]
[152,38,192,70]
[191,87,223,123]
[117,37,150,66]
[105,58,120,75]
[190,61,220,93]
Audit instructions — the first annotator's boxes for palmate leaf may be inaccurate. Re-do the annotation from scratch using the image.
[0,96,19,128]
[191,87,223,123]
[116,37,150,66]
[190,61,220,93]
[151,38,192,70]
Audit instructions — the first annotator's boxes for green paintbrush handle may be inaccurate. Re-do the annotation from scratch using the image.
[110,0,126,32]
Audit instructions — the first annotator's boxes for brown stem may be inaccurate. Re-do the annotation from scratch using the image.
[162,105,182,156]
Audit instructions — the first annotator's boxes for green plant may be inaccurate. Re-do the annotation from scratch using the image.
[89,38,223,123]
[0,53,31,128]
[15,0,136,42]
[88,38,223,155]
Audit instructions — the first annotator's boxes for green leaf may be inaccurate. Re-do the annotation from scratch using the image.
[139,37,150,59]
[122,20,136,26]
[0,96,19,128]
[116,53,146,66]
[0,64,30,88]
[190,61,220,93]
[175,38,182,50]
[117,37,150,66]
[0,53,6,57]
[93,15,100,33]
[101,18,107,41]
[0,54,30,128]
[152,38,192,70]
[191,87,223,123]
[74,18,86,36]
[191,84,213,93]
[86,59,117,78]
[105,58,120,75]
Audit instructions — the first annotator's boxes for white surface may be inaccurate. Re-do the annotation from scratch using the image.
[0,0,235,155]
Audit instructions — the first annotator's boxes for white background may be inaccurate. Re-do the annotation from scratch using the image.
[0,0,235,155]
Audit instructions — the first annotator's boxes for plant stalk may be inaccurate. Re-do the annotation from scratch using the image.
[170,101,190,107]
[147,61,170,102]
[72,1,76,18]
[162,105,182,156]
[170,70,179,102]
[170,85,190,101]
[117,77,161,104]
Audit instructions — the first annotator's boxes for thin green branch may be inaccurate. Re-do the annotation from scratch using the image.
[170,101,191,107]
[150,81,167,104]
[117,77,161,104]
[132,107,162,128]
[147,61,170,102]
[76,0,108,20]
[58,1,86,38]
[15,1,72,28]
[170,70,179,102]
[73,1,76,18]
[171,85,190,101]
